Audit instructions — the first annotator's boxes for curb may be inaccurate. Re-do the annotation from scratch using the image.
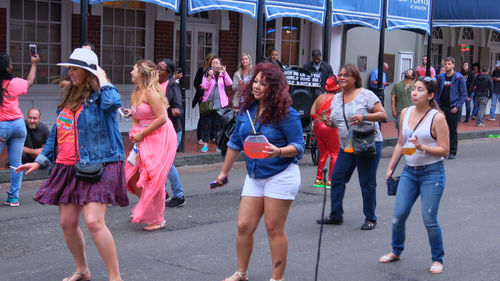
[1,128,499,183]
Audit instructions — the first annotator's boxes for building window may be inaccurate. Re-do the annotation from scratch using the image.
[280,17,301,67]
[9,0,62,85]
[102,2,146,84]
[432,27,443,40]
[491,31,500,43]
[262,20,276,59]
[460,44,474,65]
[431,44,442,69]
[461,27,474,40]
[175,30,193,89]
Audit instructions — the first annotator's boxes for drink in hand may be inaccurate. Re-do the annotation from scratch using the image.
[244,133,270,159]
[401,142,416,156]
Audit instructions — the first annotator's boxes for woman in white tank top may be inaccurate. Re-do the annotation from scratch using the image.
[378,77,450,274]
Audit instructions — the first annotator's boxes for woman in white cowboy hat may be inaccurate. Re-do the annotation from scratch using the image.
[16,48,127,281]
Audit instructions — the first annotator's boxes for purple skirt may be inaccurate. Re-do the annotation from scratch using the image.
[34,161,129,207]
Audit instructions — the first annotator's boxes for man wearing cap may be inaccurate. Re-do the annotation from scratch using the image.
[487,61,500,121]
[303,49,334,98]
[391,69,415,131]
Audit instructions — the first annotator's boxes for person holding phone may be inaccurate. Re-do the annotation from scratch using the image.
[15,48,127,281]
[200,56,232,152]
[0,51,39,207]
[217,62,304,281]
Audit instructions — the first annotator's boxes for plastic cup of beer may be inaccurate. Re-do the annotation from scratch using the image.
[401,141,417,155]
[244,133,270,159]
[344,141,354,153]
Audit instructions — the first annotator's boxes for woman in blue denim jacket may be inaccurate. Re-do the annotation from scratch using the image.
[17,48,127,281]
[379,77,449,274]
[216,63,305,281]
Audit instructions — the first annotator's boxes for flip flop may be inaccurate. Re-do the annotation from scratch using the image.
[143,220,166,231]
[378,254,400,263]
[429,262,444,274]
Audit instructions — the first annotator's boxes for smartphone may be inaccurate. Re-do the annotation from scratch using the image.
[210,176,228,189]
[29,44,37,56]
[118,107,131,118]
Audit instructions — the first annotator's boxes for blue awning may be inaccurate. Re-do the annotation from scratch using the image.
[189,0,258,18]
[433,0,500,32]
[386,0,431,34]
[265,0,326,26]
[71,0,179,12]
[331,0,383,30]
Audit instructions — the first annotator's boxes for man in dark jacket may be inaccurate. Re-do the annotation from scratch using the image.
[303,49,334,98]
[436,57,467,159]
[157,58,186,208]
[473,66,494,127]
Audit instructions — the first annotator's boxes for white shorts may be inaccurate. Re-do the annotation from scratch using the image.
[241,164,301,200]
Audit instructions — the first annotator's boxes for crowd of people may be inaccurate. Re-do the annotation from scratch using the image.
[1,42,499,280]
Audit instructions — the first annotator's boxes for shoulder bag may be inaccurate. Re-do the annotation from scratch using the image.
[342,94,377,157]
[73,114,104,183]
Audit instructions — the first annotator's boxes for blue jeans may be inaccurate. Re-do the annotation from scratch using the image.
[165,131,184,198]
[471,92,479,117]
[464,93,473,121]
[0,119,27,199]
[489,92,500,119]
[391,161,445,263]
[329,141,382,223]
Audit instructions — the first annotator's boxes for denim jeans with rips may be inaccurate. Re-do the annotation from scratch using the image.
[391,161,445,263]
[0,118,27,199]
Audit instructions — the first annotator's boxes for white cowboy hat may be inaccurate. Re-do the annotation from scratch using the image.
[57,48,98,76]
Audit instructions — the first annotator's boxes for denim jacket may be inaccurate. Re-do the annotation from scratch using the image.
[227,103,305,179]
[35,84,125,168]
[436,72,467,109]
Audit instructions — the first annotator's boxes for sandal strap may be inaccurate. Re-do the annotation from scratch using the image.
[270,279,284,281]
[226,271,248,281]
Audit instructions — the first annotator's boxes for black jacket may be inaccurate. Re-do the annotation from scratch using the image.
[166,76,184,133]
[461,70,475,97]
[473,73,494,98]
[303,60,334,94]
[192,67,204,108]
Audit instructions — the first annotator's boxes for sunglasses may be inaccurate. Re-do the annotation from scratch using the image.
[419,76,433,82]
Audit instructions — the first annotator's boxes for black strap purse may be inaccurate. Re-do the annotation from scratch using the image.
[73,114,104,183]
[341,95,377,157]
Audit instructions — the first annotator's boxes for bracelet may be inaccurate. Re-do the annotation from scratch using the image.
[278,148,282,157]
[363,113,367,120]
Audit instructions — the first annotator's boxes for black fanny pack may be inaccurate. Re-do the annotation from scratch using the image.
[73,114,104,183]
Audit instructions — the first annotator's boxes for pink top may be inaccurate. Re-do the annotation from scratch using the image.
[415,65,436,78]
[56,106,83,165]
[202,72,232,108]
[0,78,29,121]
[160,81,169,94]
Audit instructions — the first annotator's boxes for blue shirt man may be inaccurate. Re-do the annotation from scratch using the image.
[369,62,390,106]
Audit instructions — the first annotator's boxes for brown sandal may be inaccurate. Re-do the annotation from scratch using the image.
[62,270,91,281]
[223,271,249,281]
[143,220,166,231]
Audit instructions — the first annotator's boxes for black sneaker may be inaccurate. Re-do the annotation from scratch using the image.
[166,197,186,208]
[316,216,343,225]
[360,221,376,230]
[448,154,456,160]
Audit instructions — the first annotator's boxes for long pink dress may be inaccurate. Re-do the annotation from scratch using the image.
[125,103,177,225]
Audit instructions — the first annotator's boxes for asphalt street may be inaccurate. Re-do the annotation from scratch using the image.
[0,138,499,281]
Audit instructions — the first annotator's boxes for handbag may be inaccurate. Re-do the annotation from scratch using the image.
[199,86,216,116]
[341,95,377,157]
[73,115,104,183]
[386,108,432,196]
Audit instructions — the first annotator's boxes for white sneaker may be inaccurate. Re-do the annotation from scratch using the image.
[486,117,496,121]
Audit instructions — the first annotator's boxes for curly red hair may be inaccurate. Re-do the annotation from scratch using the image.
[240,62,292,124]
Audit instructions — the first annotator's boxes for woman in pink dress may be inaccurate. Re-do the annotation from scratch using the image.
[125,59,177,231]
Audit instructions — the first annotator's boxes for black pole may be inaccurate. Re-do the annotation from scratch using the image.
[376,0,388,97]
[80,0,88,46]
[255,0,264,63]
[178,0,187,152]
[426,1,434,77]
[322,0,332,62]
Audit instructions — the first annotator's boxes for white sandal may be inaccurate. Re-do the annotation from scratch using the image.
[429,262,443,274]
[223,271,249,281]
